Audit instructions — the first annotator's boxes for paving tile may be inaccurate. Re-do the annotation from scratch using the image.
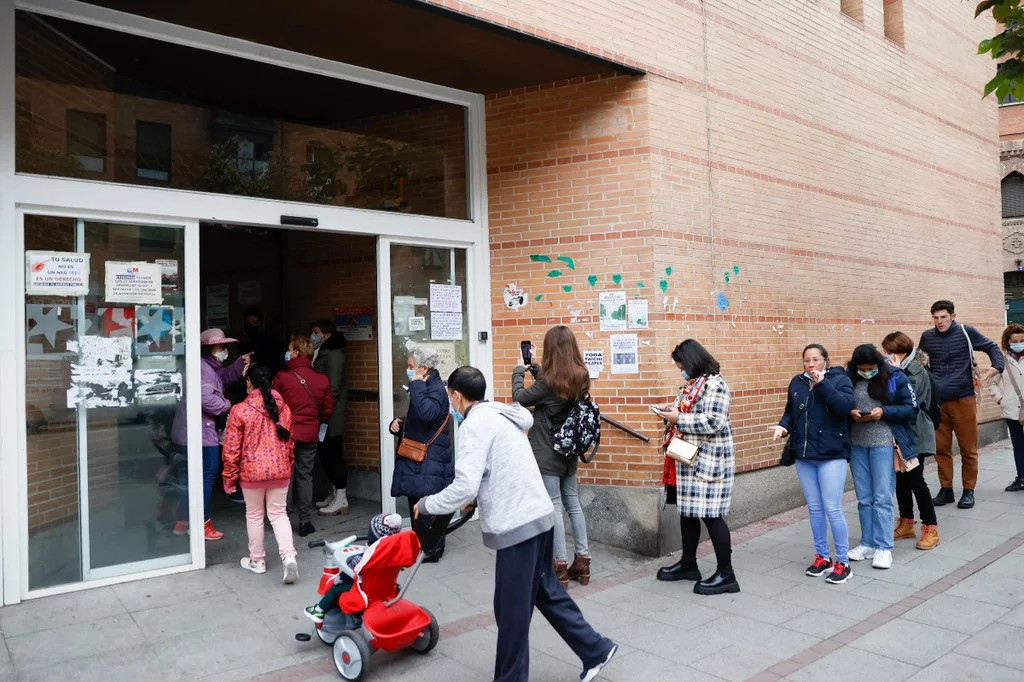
[779,610,859,640]
[433,628,497,673]
[0,586,127,638]
[13,644,171,682]
[929,531,1013,562]
[578,649,676,682]
[602,616,731,665]
[155,618,290,679]
[902,593,1009,635]
[686,591,808,625]
[694,614,819,661]
[944,573,1024,608]
[849,619,969,667]
[692,643,792,682]
[522,649,584,682]
[847,577,919,605]
[955,622,1024,670]
[787,646,920,682]
[905,652,1023,682]
[774,583,888,620]
[133,592,254,641]
[112,568,228,612]
[5,614,144,671]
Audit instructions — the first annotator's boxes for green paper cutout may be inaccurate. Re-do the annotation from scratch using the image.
[587,275,598,287]
[637,282,645,288]
[733,266,740,275]
[748,280,752,284]
[562,285,572,293]
[535,294,543,301]
[548,270,562,278]
[665,267,673,276]
[612,274,622,285]
[557,256,576,270]
[724,272,731,284]
[634,293,641,299]
[530,255,552,262]
[659,280,668,293]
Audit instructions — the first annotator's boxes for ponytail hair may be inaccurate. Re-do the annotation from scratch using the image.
[246,363,290,441]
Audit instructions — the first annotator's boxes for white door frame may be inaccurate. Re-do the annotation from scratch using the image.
[0,0,492,603]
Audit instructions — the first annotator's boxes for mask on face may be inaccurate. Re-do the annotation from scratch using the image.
[802,371,812,380]
[858,369,879,379]
[406,368,417,381]
[449,406,465,425]
[310,333,323,348]
[244,325,260,339]
[1011,343,1024,354]
[680,369,690,381]
[284,351,293,363]
[213,349,229,363]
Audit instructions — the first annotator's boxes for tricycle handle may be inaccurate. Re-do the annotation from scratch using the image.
[308,539,326,549]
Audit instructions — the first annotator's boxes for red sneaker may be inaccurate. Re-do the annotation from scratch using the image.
[204,520,224,541]
[172,521,189,536]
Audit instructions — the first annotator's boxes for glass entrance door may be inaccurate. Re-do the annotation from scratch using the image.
[22,213,196,590]
[385,244,470,518]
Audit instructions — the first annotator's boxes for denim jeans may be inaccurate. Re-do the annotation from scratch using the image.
[795,458,850,563]
[850,444,896,551]
[542,474,590,562]
[202,445,220,522]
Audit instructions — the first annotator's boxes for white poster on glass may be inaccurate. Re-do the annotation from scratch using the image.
[26,251,90,296]
[105,261,163,305]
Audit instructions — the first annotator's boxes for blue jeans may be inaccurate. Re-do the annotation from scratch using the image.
[795,458,850,563]
[542,474,590,562]
[850,444,896,551]
[177,445,220,523]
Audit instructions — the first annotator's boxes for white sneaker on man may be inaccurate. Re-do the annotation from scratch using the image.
[315,486,336,509]
[283,556,298,584]
[319,489,350,516]
[871,550,893,570]
[848,545,875,562]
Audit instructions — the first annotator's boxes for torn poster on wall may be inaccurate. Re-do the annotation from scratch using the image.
[105,261,163,305]
[134,369,182,405]
[502,283,527,311]
[67,336,133,408]
[26,251,90,296]
[101,307,135,338]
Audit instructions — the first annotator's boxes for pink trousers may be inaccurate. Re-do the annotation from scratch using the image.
[242,486,296,563]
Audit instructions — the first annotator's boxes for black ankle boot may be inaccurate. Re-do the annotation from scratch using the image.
[932,488,955,506]
[656,559,701,582]
[694,568,740,595]
[1006,477,1024,492]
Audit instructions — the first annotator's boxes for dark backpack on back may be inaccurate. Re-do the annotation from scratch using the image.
[552,393,601,463]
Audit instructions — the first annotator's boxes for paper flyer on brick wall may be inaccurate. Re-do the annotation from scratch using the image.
[105,261,163,305]
[610,334,639,374]
[599,290,627,331]
[584,350,604,379]
[628,299,649,329]
[26,251,90,296]
[335,307,374,341]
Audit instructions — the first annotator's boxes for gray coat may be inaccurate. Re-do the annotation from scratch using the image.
[511,365,577,478]
[902,353,937,456]
[314,344,347,438]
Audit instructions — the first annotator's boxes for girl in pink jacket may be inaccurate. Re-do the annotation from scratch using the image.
[222,363,298,582]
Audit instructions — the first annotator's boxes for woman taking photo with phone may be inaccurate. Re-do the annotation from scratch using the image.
[654,339,738,595]
[513,326,593,588]
[773,344,855,584]
[846,344,919,570]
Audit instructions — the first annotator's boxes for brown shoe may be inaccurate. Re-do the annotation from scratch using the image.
[917,525,940,550]
[554,560,570,588]
[894,518,916,540]
[567,554,591,586]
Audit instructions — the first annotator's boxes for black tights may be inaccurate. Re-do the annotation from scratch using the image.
[680,516,732,571]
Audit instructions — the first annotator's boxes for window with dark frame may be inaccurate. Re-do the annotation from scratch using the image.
[136,120,172,182]
[66,109,106,173]
[1003,173,1024,219]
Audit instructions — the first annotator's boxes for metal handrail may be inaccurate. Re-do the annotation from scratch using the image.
[600,415,650,443]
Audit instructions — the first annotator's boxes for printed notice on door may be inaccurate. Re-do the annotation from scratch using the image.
[429,283,462,313]
[105,261,163,305]
[430,311,463,340]
[610,334,639,374]
[26,251,90,296]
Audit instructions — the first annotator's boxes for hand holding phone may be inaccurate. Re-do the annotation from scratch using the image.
[520,340,532,365]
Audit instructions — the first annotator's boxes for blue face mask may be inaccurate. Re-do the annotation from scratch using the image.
[449,406,464,424]
[680,369,690,381]
[284,351,293,363]
[310,333,323,348]
[1011,343,1024,354]
[406,368,417,381]
[858,368,879,379]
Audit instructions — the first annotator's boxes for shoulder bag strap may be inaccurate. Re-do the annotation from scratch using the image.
[289,371,321,420]
[425,414,451,446]
[961,325,977,367]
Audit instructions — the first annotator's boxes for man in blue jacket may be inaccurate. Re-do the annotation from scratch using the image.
[918,300,1004,509]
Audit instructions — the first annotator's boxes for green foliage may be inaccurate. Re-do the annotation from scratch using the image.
[204,135,290,199]
[976,0,1024,101]
[300,144,348,204]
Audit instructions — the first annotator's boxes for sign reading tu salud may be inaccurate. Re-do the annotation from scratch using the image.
[26,251,90,296]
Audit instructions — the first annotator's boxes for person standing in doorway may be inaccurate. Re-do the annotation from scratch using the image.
[881,332,940,551]
[242,307,284,373]
[512,326,593,588]
[415,366,618,682]
[170,328,249,541]
[918,300,1003,509]
[310,319,350,516]
[987,323,1024,492]
[273,334,334,538]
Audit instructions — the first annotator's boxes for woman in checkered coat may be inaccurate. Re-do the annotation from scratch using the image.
[653,340,738,596]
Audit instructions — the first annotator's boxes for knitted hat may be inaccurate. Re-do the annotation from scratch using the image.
[367,513,403,544]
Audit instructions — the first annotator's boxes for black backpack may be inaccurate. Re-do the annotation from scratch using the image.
[552,394,601,463]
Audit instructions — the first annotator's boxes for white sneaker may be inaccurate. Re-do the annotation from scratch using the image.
[283,557,298,584]
[871,550,893,570]
[240,557,266,574]
[848,545,875,562]
[581,643,618,682]
[319,489,350,516]
[315,486,336,509]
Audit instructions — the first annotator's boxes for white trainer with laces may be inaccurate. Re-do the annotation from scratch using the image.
[283,556,298,584]
[581,643,618,682]
[871,549,893,569]
[848,545,875,562]
[240,557,267,574]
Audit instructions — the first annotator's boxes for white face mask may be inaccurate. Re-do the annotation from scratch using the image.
[213,349,229,363]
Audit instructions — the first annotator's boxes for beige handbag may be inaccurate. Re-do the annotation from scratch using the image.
[893,438,919,473]
[666,436,701,467]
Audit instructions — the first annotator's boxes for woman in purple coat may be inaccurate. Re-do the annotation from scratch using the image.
[171,329,250,541]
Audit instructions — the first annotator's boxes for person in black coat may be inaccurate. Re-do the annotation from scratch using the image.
[774,344,855,584]
[389,346,453,562]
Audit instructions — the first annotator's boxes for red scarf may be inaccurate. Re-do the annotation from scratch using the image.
[661,376,708,488]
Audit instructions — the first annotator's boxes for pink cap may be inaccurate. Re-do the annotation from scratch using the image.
[200,329,238,346]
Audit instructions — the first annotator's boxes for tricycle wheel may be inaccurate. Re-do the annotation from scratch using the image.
[410,608,440,654]
[315,624,336,646]
[333,630,372,681]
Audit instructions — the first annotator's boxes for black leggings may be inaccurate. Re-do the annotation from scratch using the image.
[896,457,937,526]
[680,516,732,571]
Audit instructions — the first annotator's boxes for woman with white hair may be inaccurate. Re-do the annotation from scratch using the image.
[388,346,454,562]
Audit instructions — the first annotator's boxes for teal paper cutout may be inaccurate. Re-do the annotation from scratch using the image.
[530,255,552,262]
[562,285,572,293]
[557,256,576,270]
[612,274,622,285]
[724,272,731,284]
[548,270,562,278]
[587,275,598,287]
[733,266,740,275]
[659,280,668,293]
[637,282,645,288]
[665,267,673,276]
[535,294,543,302]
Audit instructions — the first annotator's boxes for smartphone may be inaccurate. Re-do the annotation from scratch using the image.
[520,340,531,365]
[649,405,664,415]
[858,410,871,417]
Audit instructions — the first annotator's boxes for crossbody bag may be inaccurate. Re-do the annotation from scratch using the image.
[397,415,450,463]
[961,325,982,404]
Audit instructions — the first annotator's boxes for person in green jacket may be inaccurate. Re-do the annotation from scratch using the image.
[311,319,349,516]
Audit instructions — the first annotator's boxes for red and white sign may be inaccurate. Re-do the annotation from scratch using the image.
[26,251,90,296]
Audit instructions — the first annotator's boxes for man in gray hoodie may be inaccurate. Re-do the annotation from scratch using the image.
[415,366,617,682]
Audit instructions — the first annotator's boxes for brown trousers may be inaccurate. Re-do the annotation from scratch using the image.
[934,396,979,490]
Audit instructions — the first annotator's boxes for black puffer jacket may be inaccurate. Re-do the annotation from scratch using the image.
[512,365,576,477]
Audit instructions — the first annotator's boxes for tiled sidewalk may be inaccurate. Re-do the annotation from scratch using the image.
[3,441,1024,682]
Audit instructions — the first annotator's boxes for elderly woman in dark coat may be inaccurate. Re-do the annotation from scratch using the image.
[389,346,454,562]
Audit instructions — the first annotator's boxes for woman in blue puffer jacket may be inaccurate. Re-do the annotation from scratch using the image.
[845,344,919,571]
[774,344,855,584]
